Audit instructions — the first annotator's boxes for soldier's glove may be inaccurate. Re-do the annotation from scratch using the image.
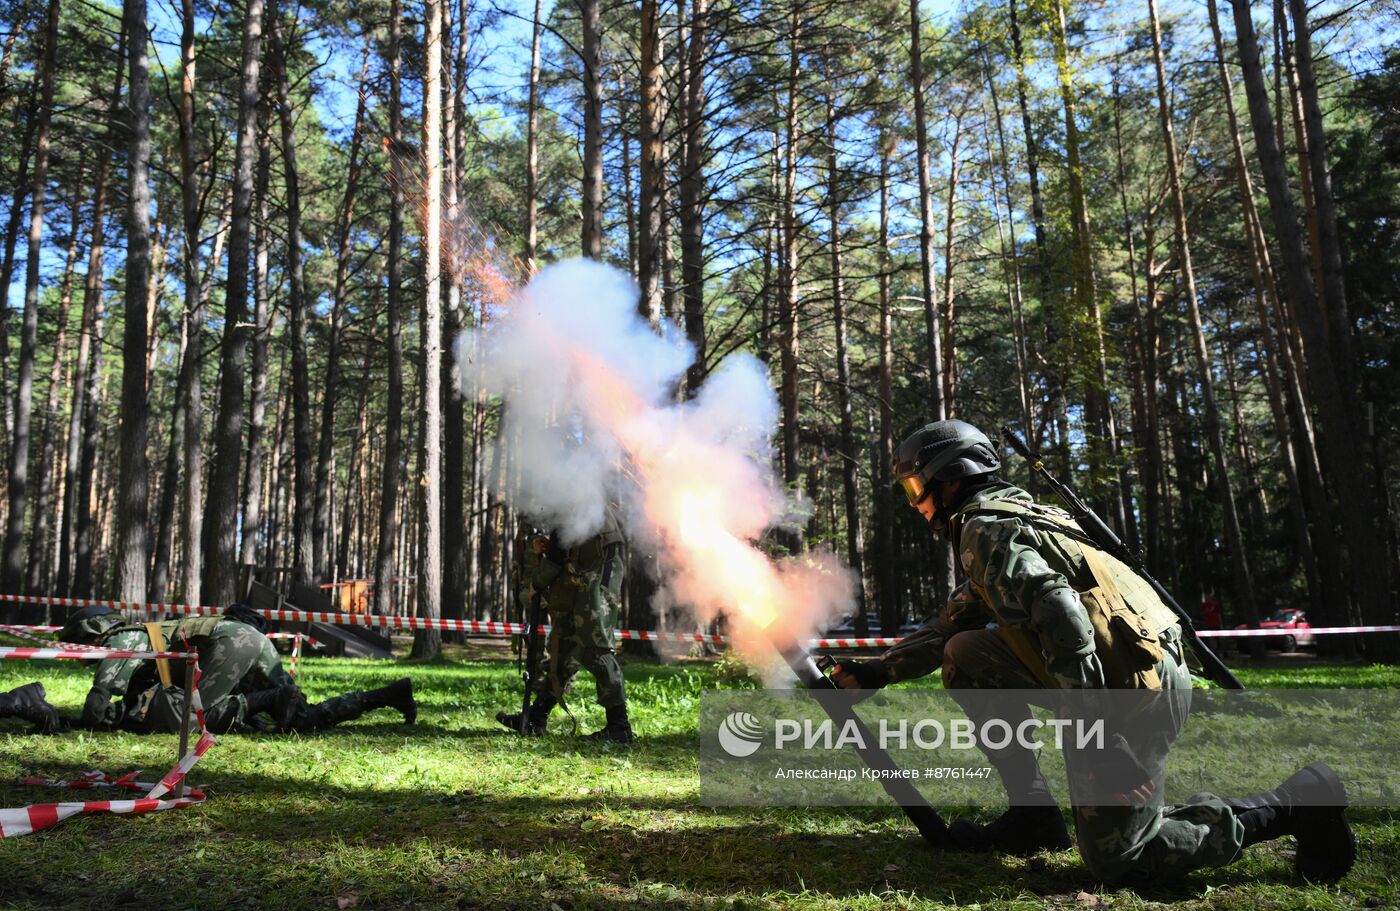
[1047,652,1106,690]
[831,659,890,690]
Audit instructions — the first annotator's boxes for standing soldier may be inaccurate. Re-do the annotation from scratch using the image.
[496,505,631,742]
[58,605,417,734]
[833,420,1355,883]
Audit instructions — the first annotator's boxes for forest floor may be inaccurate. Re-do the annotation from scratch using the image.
[1,644,1397,911]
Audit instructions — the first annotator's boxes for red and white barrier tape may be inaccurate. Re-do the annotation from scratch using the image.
[1196,625,1400,637]
[3,593,1396,649]
[0,645,200,661]
[0,630,216,838]
[0,772,208,838]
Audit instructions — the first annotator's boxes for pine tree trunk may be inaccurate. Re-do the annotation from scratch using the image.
[825,88,867,631]
[269,2,316,590]
[374,0,405,616]
[413,0,444,658]
[777,8,802,552]
[115,0,153,601]
[982,48,1034,449]
[874,132,897,637]
[441,3,468,631]
[1286,0,1362,434]
[524,0,542,272]
[1147,0,1259,627]
[59,28,124,595]
[939,108,962,415]
[240,121,272,569]
[579,0,603,259]
[0,107,36,459]
[25,189,81,593]
[637,0,662,320]
[73,297,107,597]
[908,0,945,421]
[204,0,265,603]
[2,0,59,594]
[679,0,707,394]
[1205,0,1325,612]
[1228,0,1390,627]
[314,44,371,581]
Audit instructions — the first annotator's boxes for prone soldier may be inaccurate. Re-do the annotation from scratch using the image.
[58,605,417,734]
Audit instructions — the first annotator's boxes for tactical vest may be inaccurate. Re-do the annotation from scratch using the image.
[956,498,1180,690]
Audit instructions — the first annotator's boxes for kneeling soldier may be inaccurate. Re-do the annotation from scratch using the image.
[833,420,1355,883]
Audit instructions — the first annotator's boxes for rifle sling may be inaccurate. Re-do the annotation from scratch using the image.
[144,622,174,689]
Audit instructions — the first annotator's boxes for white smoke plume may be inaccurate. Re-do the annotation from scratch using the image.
[455,259,855,662]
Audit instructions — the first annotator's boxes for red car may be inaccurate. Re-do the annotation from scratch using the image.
[1234,609,1315,651]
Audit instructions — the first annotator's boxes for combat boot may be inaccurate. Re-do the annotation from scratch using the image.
[949,805,1072,854]
[584,704,633,744]
[497,693,555,735]
[242,686,303,731]
[363,677,417,725]
[1231,762,1355,881]
[949,746,1071,854]
[0,682,63,734]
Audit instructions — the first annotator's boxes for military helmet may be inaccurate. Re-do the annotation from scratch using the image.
[56,605,122,645]
[892,420,1001,505]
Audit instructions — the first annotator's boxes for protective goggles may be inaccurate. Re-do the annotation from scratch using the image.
[897,474,931,506]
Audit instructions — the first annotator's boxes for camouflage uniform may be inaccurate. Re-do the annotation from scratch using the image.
[533,508,628,709]
[882,482,1244,882]
[82,617,377,734]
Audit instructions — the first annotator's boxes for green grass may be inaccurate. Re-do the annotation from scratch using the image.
[1,645,1398,910]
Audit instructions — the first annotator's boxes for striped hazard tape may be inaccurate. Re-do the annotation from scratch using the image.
[0,772,208,838]
[0,631,216,838]
[2,592,1397,649]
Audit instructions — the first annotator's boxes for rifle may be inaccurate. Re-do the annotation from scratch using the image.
[519,589,546,733]
[999,425,1245,691]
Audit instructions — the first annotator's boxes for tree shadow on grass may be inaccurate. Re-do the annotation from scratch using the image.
[133,766,1397,906]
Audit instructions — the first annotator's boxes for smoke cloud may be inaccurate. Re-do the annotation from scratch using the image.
[456,259,855,662]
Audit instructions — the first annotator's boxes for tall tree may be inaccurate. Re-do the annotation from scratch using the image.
[637,0,662,320]
[115,0,153,601]
[375,0,406,616]
[777,3,802,550]
[413,0,444,658]
[679,0,707,393]
[524,0,543,272]
[1,0,59,593]
[1147,0,1258,627]
[169,0,208,604]
[1228,0,1391,626]
[204,0,266,603]
[59,24,125,596]
[315,43,371,580]
[907,0,944,420]
[579,0,603,259]
[824,86,866,630]
[269,0,315,588]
